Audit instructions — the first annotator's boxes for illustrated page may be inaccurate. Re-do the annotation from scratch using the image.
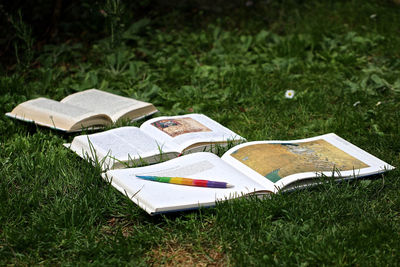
[105,152,267,214]
[61,89,151,122]
[140,114,244,151]
[222,133,394,191]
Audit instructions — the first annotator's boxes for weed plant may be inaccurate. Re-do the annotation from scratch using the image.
[0,0,399,265]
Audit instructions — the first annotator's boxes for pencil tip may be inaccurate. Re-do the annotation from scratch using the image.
[226,183,234,188]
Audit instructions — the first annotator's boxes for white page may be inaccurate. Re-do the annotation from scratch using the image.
[140,114,245,152]
[222,133,395,193]
[7,98,101,131]
[105,152,268,214]
[69,127,176,169]
[61,89,152,122]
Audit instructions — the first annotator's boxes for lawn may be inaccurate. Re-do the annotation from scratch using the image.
[1,0,399,265]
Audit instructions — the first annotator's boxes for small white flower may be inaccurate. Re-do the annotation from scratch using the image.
[353,101,361,107]
[376,101,381,106]
[370,14,377,19]
[285,90,295,99]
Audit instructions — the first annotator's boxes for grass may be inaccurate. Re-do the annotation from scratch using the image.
[1,0,400,265]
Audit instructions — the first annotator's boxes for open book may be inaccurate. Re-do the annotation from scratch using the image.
[103,133,394,215]
[66,113,245,170]
[6,89,158,132]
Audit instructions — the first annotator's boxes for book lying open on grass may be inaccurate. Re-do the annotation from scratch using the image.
[103,133,394,215]
[66,113,245,170]
[6,89,158,132]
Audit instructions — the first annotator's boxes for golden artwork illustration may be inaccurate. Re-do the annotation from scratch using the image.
[152,117,211,137]
[230,140,369,182]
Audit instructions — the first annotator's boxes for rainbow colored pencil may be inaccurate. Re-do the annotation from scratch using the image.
[136,175,234,188]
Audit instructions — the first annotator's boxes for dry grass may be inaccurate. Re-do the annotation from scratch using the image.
[148,239,228,267]
[101,217,135,237]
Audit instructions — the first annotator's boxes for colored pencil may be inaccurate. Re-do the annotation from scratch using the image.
[135,175,234,188]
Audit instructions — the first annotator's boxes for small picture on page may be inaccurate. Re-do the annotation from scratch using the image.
[151,117,212,137]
